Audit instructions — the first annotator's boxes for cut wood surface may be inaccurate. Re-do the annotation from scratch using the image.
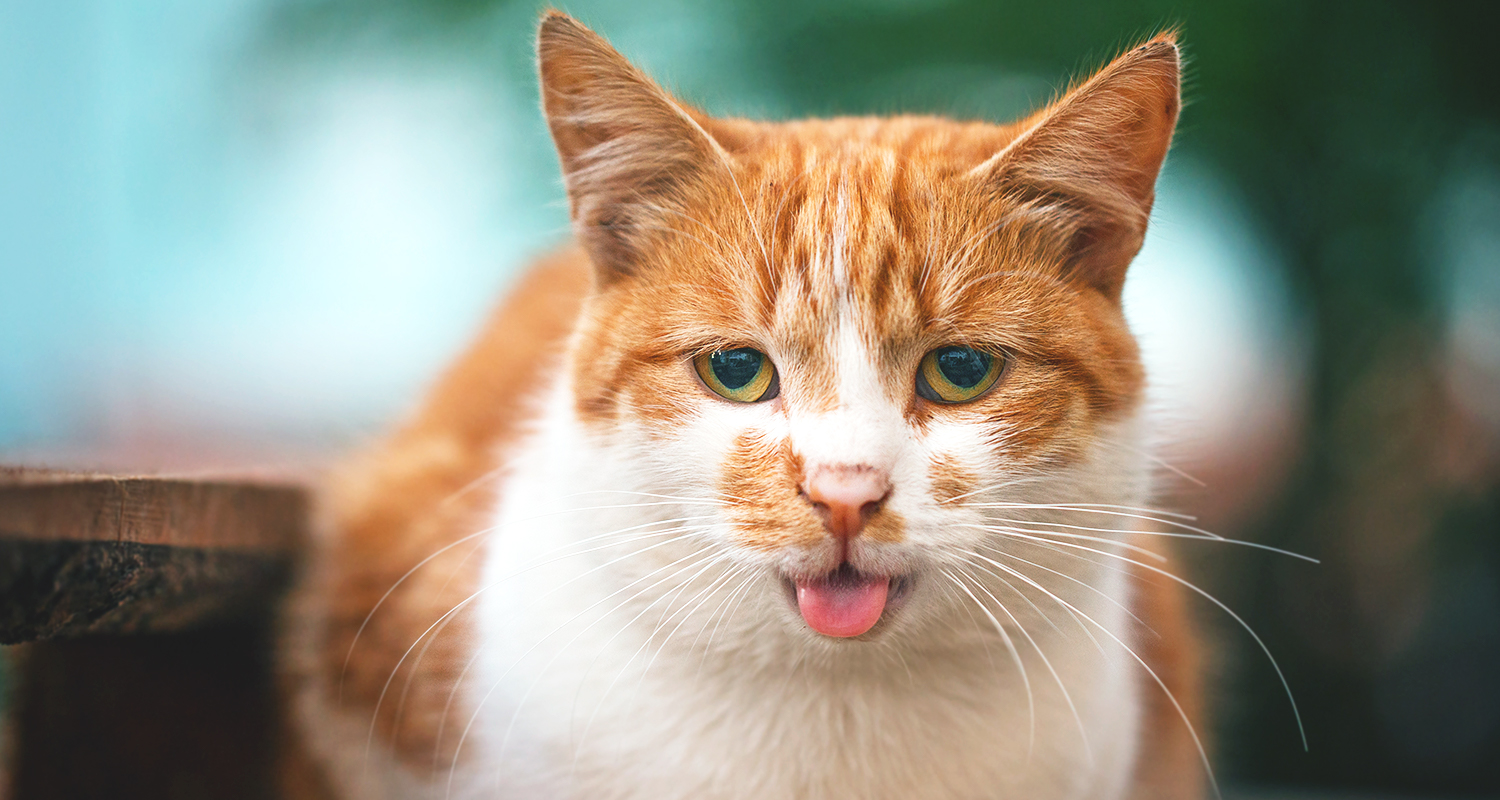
[0,466,313,643]
[0,467,309,550]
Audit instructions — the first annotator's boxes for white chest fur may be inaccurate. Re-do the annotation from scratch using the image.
[456,401,1149,800]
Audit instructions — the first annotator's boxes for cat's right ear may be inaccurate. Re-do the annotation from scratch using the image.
[537,12,725,284]
[972,35,1181,302]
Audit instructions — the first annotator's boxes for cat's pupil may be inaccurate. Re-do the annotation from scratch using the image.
[935,347,991,388]
[710,349,764,390]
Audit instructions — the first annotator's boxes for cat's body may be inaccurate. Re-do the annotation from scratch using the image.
[282,13,1203,800]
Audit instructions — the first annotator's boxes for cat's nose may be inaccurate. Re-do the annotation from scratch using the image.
[802,465,892,541]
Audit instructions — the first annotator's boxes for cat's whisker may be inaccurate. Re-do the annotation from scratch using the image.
[951,561,1095,765]
[570,554,743,770]
[697,566,762,674]
[962,548,1100,644]
[966,502,1222,539]
[366,524,711,772]
[966,504,1318,563]
[438,462,510,508]
[408,516,714,630]
[687,563,756,660]
[959,497,1199,522]
[366,580,490,771]
[631,556,737,674]
[962,522,1166,563]
[641,561,749,673]
[975,543,1155,634]
[969,531,1141,613]
[943,571,1005,674]
[341,504,714,675]
[986,515,1318,562]
[426,527,712,777]
[978,527,1308,752]
[936,478,1192,519]
[556,488,745,507]
[977,500,1199,521]
[520,524,715,608]
[584,555,735,711]
[397,518,722,751]
[935,474,1053,505]
[1092,437,1208,488]
[939,567,1037,759]
[984,515,1194,542]
[960,546,1223,800]
[451,544,726,797]
[342,523,506,705]
[958,556,1068,637]
[488,548,730,785]
[389,535,489,747]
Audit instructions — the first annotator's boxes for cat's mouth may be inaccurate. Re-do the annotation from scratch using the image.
[784,563,913,638]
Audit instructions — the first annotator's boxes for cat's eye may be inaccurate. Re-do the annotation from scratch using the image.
[694,347,779,403]
[916,346,1004,404]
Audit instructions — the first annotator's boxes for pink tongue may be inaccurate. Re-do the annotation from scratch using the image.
[795,574,889,638]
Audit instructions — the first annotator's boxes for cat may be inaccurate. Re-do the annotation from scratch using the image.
[280,11,1204,800]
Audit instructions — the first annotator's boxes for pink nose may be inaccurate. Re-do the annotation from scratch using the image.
[802,465,892,541]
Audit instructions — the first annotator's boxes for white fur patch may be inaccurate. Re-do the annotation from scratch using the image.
[451,363,1154,798]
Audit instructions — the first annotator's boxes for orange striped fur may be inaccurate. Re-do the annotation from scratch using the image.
[283,12,1204,799]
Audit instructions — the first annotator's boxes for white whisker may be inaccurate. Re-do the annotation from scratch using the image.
[953,561,1094,763]
[969,552,1221,800]
[978,528,1308,751]
[450,545,723,797]
[939,567,1036,758]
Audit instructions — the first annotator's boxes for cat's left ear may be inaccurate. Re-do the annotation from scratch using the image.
[974,35,1181,301]
[537,12,728,285]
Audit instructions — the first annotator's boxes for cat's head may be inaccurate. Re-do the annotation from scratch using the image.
[538,13,1178,641]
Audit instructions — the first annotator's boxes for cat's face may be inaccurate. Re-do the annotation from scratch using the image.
[540,14,1178,641]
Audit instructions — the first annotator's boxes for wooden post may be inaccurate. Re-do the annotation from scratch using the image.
[0,467,310,800]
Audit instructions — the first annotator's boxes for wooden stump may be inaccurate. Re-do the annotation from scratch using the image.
[0,467,310,799]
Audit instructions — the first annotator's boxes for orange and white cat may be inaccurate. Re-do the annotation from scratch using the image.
[283,11,1203,800]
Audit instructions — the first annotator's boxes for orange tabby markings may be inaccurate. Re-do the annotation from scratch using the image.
[1126,531,1207,800]
[719,431,823,551]
[928,453,978,505]
[287,13,1204,799]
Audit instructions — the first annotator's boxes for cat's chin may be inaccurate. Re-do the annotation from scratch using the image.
[781,564,914,639]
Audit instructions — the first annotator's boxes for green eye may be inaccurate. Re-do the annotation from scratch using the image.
[694,348,779,403]
[916,346,1003,404]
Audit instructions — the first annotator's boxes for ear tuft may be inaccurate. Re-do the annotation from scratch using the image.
[537,12,723,284]
[977,34,1182,300]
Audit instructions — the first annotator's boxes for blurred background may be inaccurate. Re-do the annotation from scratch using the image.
[2,0,1497,796]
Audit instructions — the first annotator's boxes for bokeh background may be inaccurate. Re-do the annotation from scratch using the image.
[3,0,1498,796]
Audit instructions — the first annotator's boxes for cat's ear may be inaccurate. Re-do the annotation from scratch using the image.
[974,35,1181,300]
[537,12,726,284]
